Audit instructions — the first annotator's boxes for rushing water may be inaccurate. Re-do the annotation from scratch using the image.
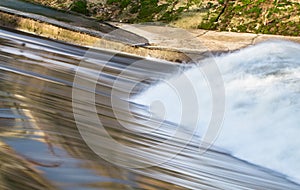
[0,28,299,190]
[135,40,300,183]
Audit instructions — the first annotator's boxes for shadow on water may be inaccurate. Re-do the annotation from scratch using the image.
[0,28,299,190]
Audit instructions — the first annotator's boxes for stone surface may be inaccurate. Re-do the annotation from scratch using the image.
[110,22,300,54]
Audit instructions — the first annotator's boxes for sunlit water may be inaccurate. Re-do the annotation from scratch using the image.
[0,28,299,190]
[135,40,300,183]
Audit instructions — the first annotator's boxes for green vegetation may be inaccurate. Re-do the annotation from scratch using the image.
[25,0,300,36]
[200,0,300,36]
[70,0,88,14]
[91,0,192,23]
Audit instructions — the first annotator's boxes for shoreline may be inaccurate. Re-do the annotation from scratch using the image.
[0,2,300,62]
[0,11,189,62]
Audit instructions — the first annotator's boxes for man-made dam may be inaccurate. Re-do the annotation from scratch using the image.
[0,27,300,189]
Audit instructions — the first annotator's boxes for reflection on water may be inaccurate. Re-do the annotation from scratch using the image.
[0,28,299,190]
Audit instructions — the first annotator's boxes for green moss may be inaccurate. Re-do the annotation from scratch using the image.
[198,21,213,30]
[107,0,118,4]
[237,24,247,32]
[241,0,252,5]
[120,0,131,8]
[70,0,88,15]
[246,6,262,15]
[129,4,140,14]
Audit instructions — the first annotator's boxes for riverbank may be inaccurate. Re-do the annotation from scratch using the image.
[0,10,188,62]
[0,0,300,62]
[22,0,300,36]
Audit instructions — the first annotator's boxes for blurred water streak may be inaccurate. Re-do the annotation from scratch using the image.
[0,28,299,190]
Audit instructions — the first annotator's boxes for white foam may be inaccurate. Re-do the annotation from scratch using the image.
[133,40,300,183]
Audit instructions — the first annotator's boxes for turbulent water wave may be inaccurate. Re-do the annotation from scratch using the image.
[134,40,300,184]
[216,41,300,183]
[0,27,299,190]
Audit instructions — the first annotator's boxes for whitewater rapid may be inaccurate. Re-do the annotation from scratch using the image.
[133,40,300,183]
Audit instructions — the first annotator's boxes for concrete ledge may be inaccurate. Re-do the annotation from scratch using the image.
[112,23,300,54]
[0,11,190,62]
